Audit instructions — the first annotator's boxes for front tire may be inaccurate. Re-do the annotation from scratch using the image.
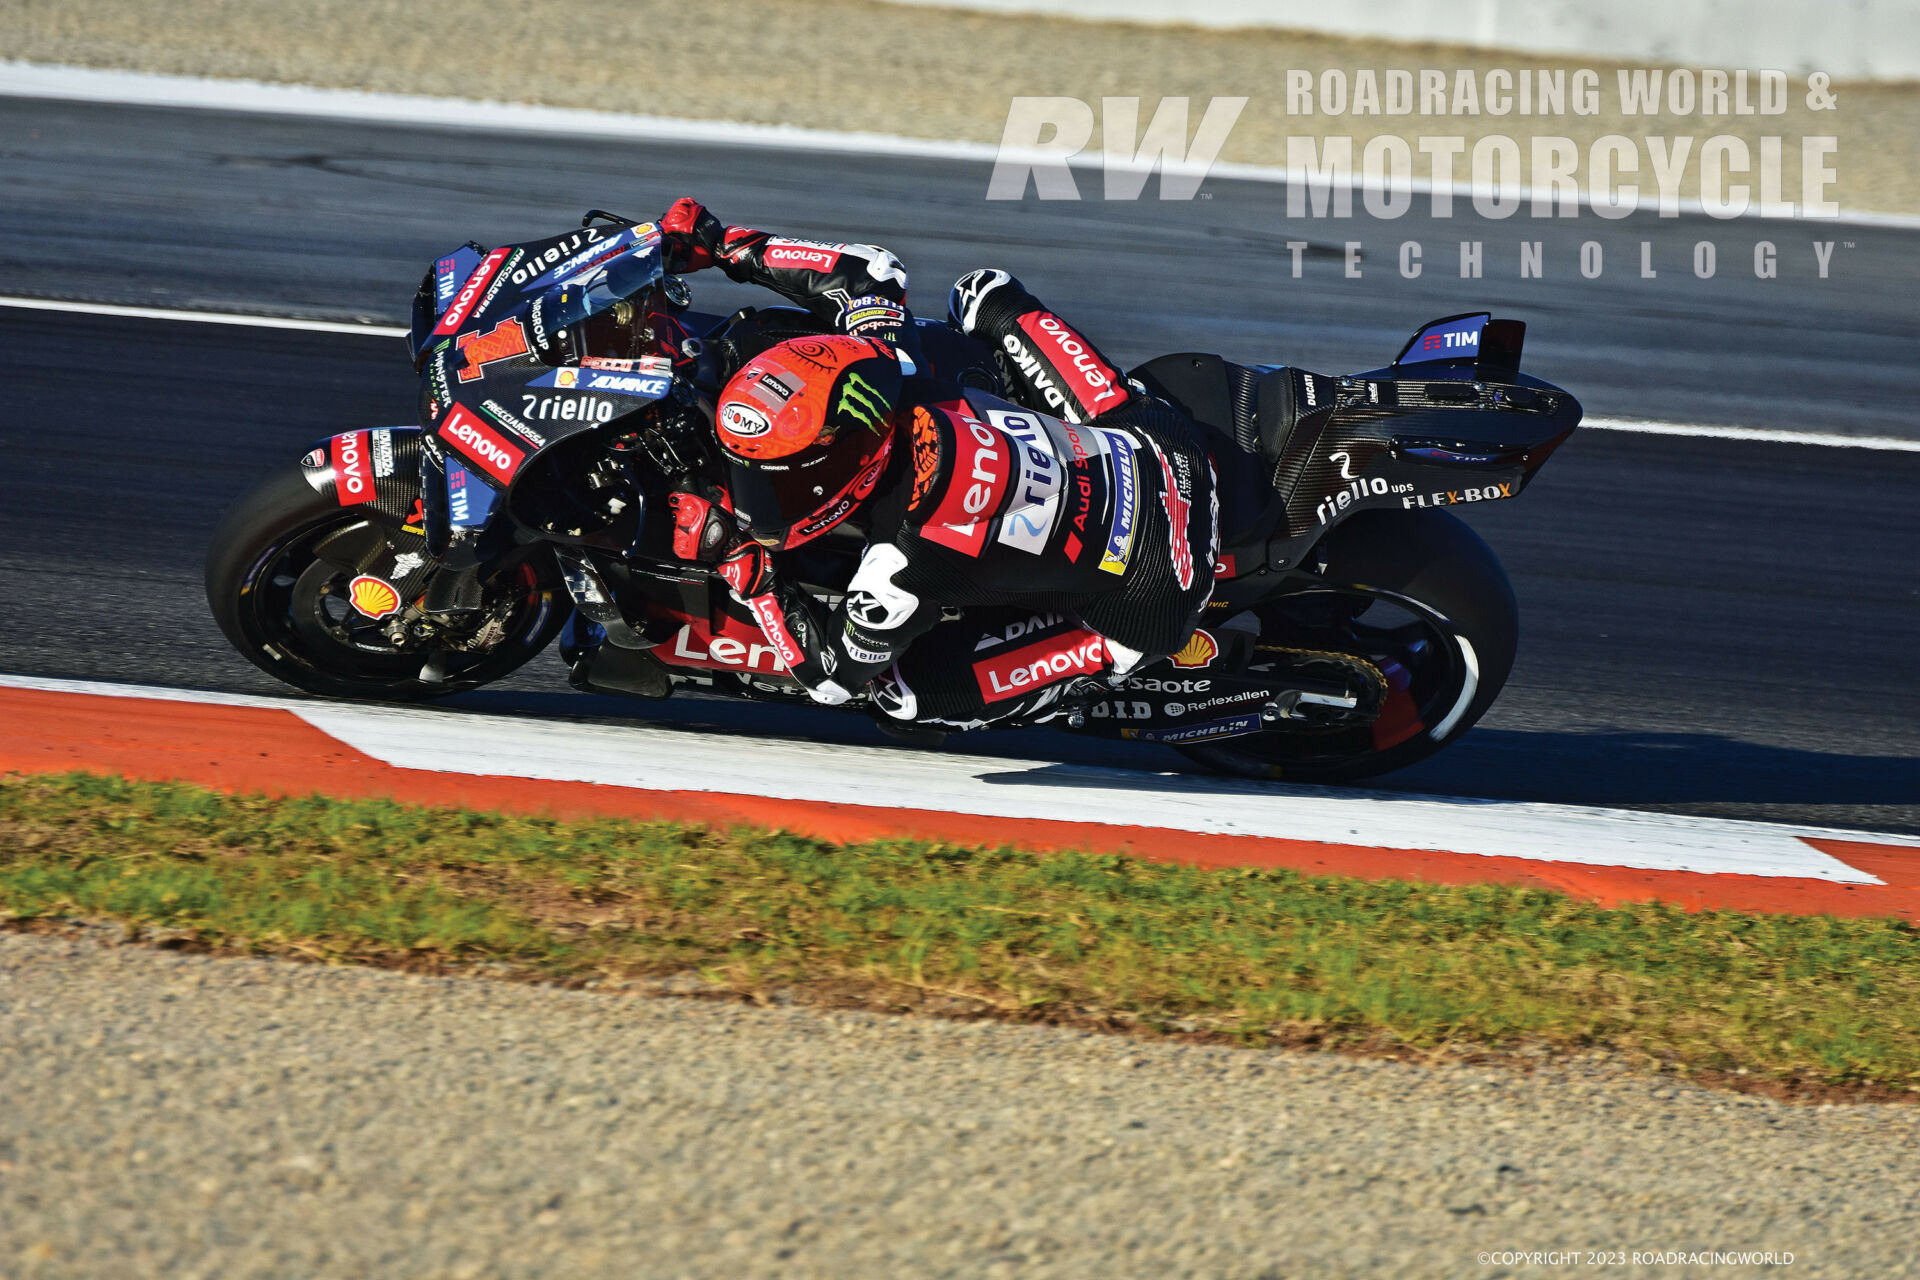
[205,460,567,701]
[1178,508,1517,782]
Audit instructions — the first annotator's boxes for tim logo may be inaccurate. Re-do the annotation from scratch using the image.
[1422,331,1480,352]
[989,96,1248,201]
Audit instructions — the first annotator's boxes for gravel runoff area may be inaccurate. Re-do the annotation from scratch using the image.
[3,0,1916,214]
[4,930,1919,1279]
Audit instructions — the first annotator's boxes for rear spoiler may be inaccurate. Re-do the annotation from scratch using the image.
[1392,312,1526,381]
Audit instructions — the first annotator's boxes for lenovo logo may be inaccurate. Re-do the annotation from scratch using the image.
[440,405,524,484]
[331,430,371,506]
[667,624,788,673]
[432,247,510,335]
[922,412,1007,557]
[745,594,804,669]
[1021,313,1123,414]
[765,243,840,272]
[973,628,1108,702]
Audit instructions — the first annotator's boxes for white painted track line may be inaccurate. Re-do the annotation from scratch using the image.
[6,296,1913,453]
[0,295,409,337]
[8,675,1913,882]
[1579,417,1920,453]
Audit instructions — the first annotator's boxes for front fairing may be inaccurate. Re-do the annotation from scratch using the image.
[410,221,677,550]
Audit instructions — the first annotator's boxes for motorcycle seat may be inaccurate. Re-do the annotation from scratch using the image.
[1129,353,1302,565]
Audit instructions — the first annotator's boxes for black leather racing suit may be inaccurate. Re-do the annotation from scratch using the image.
[663,205,1217,726]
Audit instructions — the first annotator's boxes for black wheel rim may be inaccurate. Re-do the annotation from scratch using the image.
[1224,585,1475,772]
[237,515,558,693]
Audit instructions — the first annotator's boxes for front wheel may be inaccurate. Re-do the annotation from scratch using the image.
[205,459,568,701]
[1177,508,1517,782]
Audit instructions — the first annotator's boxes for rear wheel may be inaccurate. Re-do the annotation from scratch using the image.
[1177,508,1517,782]
[205,461,567,701]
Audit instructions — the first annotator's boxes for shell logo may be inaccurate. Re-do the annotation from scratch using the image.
[347,574,402,619]
[1168,629,1218,669]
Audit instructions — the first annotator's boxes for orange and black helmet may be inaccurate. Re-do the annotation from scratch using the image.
[714,335,902,549]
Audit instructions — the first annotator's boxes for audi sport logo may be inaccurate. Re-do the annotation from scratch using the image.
[439,405,525,484]
[331,430,371,507]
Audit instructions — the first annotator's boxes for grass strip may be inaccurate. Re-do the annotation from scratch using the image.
[4,771,1918,1097]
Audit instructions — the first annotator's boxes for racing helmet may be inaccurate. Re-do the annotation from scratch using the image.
[714,335,902,549]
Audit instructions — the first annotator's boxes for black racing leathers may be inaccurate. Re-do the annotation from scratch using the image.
[802,272,1217,726]
[660,198,910,346]
[662,203,1216,725]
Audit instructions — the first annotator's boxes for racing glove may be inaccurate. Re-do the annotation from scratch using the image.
[660,197,725,274]
[667,487,735,563]
[659,197,909,334]
[667,490,850,705]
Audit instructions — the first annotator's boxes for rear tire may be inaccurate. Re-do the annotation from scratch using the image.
[205,460,566,701]
[1177,508,1517,782]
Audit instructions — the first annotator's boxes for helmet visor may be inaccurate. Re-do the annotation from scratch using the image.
[725,434,891,550]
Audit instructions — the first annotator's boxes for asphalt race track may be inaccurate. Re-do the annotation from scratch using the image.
[3,95,1918,834]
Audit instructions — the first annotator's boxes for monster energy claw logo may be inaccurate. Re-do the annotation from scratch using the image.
[837,371,891,432]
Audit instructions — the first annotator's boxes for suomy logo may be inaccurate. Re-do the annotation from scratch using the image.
[719,402,771,437]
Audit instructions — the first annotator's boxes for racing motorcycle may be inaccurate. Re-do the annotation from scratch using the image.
[205,210,1582,781]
